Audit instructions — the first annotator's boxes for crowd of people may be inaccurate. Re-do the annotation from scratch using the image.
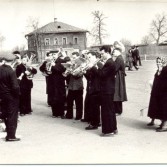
[0,41,128,141]
[39,42,127,136]
[0,40,166,142]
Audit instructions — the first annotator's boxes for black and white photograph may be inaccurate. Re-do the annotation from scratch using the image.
[0,0,167,164]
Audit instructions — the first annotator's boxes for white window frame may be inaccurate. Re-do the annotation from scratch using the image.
[73,37,78,45]
[62,37,67,45]
[45,38,50,46]
[54,38,59,45]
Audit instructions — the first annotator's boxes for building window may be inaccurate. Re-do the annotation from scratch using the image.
[54,38,59,45]
[74,37,78,44]
[45,38,50,45]
[34,40,36,46]
[62,37,67,45]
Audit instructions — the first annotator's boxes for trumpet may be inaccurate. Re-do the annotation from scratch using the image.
[62,67,73,77]
[45,57,57,75]
[62,57,83,77]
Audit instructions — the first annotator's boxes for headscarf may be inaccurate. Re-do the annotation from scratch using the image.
[156,56,167,66]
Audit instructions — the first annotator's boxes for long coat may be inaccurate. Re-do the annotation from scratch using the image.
[48,57,66,104]
[114,55,127,102]
[148,66,167,120]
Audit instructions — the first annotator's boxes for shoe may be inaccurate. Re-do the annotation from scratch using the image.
[61,116,65,119]
[100,133,114,137]
[26,112,32,115]
[65,116,73,119]
[116,113,121,116]
[156,126,163,130]
[156,128,167,132]
[114,129,118,134]
[75,118,81,120]
[98,123,101,127]
[147,122,154,126]
[6,138,20,142]
[20,114,25,116]
[85,125,98,130]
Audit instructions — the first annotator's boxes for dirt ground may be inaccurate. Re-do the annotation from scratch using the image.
[0,60,167,164]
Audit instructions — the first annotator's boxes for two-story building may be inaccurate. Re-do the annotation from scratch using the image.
[25,19,88,62]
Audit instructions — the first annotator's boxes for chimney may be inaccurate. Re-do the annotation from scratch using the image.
[54,18,57,22]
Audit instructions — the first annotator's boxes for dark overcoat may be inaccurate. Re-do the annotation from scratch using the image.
[114,55,127,102]
[0,64,20,137]
[48,57,66,104]
[98,58,116,95]
[84,66,100,95]
[148,66,167,120]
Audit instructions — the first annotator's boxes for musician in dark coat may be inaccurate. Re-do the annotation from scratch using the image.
[16,55,37,116]
[82,51,98,123]
[112,47,127,115]
[84,51,101,130]
[147,57,167,132]
[48,52,66,118]
[0,57,20,141]
[97,45,117,136]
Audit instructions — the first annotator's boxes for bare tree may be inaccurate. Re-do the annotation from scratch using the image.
[120,38,132,46]
[149,12,167,45]
[90,10,107,45]
[12,44,26,52]
[141,35,152,45]
[26,16,41,60]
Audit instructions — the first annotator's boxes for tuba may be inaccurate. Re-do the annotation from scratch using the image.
[25,52,37,80]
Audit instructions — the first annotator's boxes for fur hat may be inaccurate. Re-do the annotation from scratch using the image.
[113,41,125,52]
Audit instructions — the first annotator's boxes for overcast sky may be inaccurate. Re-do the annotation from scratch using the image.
[1,0,167,50]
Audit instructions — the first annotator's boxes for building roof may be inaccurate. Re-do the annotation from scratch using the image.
[159,40,167,46]
[26,21,88,36]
